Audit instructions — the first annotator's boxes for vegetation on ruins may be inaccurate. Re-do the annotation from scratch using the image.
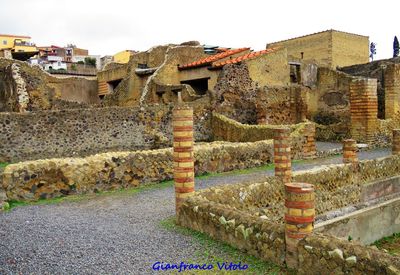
[84,57,96,67]
[159,217,292,274]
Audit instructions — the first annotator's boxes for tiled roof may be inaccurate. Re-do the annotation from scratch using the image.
[178,48,250,70]
[211,48,278,69]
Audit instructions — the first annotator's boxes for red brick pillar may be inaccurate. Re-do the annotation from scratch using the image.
[343,139,358,164]
[393,129,400,155]
[173,105,195,215]
[302,123,316,159]
[285,182,315,269]
[274,127,291,183]
[350,78,378,143]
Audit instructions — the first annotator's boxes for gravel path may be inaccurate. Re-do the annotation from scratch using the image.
[0,147,390,274]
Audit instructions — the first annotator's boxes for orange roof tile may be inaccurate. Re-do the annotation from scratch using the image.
[211,48,278,68]
[178,47,250,70]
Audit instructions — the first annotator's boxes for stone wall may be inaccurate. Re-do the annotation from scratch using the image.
[0,102,212,163]
[297,233,400,274]
[1,140,273,201]
[102,45,207,107]
[256,85,308,125]
[211,112,314,159]
[384,63,400,119]
[339,57,400,119]
[311,67,353,140]
[0,58,98,112]
[212,62,259,124]
[178,154,400,273]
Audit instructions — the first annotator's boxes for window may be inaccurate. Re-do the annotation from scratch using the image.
[138,63,148,69]
[181,78,209,95]
[2,40,6,45]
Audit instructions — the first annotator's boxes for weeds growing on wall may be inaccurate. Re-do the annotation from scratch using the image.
[159,217,294,275]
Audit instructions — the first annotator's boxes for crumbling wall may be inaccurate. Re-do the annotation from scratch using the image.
[256,85,308,125]
[140,45,207,105]
[384,63,400,119]
[102,45,170,106]
[102,45,206,107]
[0,102,212,163]
[339,57,400,119]
[311,67,353,140]
[1,140,273,201]
[213,63,259,124]
[0,58,98,112]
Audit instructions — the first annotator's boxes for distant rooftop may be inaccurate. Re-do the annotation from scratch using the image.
[268,29,369,45]
[178,48,250,70]
[211,48,278,69]
[0,34,31,39]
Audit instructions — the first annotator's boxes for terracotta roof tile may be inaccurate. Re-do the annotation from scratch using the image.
[211,48,278,68]
[178,47,250,70]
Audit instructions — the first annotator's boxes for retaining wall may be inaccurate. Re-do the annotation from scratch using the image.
[0,103,212,163]
[2,140,273,201]
[178,155,400,274]
[211,112,315,159]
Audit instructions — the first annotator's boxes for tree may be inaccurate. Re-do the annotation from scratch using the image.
[84,57,96,67]
[370,42,377,61]
[394,36,399,57]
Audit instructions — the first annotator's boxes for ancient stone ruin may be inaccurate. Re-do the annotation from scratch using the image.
[2,29,400,274]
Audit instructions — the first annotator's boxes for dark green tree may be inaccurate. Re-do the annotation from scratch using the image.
[394,36,399,57]
[370,42,377,61]
[84,57,96,67]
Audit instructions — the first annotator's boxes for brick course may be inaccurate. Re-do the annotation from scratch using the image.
[349,78,378,143]
[173,106,195,214]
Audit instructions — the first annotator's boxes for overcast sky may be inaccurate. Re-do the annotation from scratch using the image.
[0,0,398,60]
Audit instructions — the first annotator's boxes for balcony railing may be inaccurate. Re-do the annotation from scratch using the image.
[14,42,36,47]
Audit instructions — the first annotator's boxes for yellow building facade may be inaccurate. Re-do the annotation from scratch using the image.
[267,30,369,69]
[0,34,37,52]
[0,34,38,60]
[113,50,135,64]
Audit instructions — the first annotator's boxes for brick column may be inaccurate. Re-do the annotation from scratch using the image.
[350,78,378,143]
[343,139,358,164]
[284,182,315,269]
[274,127,291,183]
[393,129,400,155]
[302,123,316,159]
[173,105,195,215]
[384,64,400,119]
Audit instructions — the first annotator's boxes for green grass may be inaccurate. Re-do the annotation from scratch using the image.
[0,162,9,168]
[373,232,400,255]
[159,217,292,274]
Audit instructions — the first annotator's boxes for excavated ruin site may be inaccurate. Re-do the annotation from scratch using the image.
[2,34,400,274]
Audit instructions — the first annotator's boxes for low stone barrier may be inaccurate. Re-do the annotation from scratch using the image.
[212,112,316,160]
[178,155,400,273]
[1,140,273,202]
